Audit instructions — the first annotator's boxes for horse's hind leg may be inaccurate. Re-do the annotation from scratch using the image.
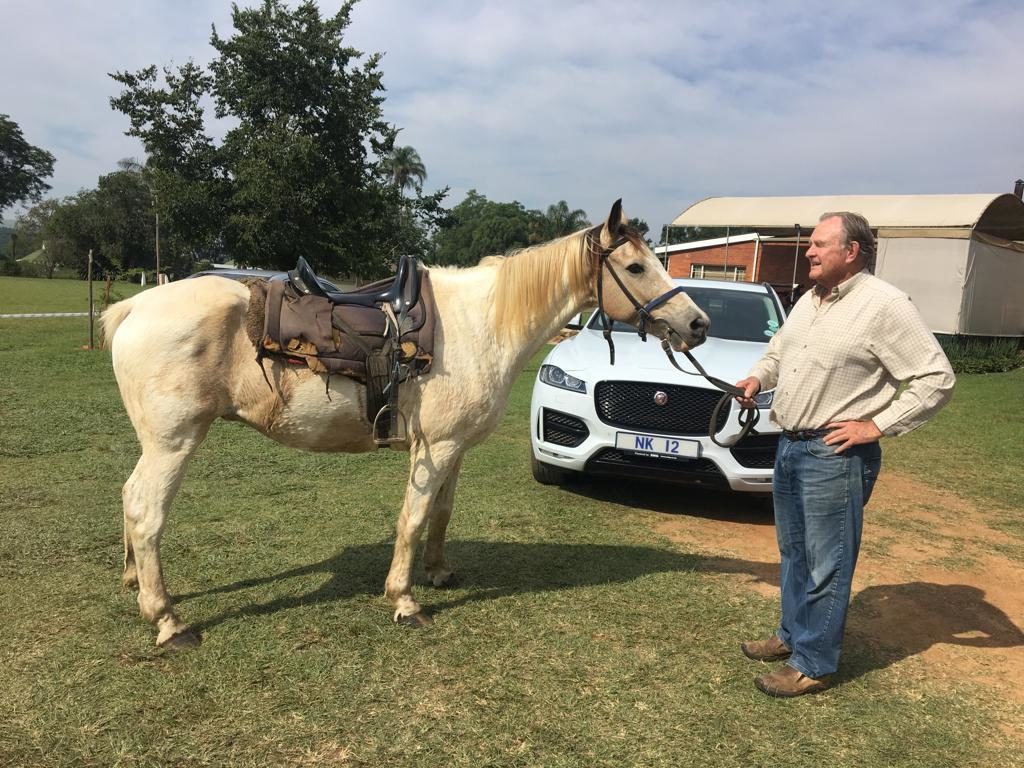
[423,456,463,588]
[122,476,139,590]
[122,424,211,648]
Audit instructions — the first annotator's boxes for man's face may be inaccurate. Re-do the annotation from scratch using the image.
[805,216,857,290]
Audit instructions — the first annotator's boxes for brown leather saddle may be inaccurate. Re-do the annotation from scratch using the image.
[258,256,435,445]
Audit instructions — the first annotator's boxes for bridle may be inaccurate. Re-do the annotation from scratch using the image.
[586,226,760,447]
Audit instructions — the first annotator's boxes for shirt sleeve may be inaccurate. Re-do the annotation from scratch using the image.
[868,296,956,436]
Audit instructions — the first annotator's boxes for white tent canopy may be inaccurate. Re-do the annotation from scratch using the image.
[671,193,1024,240]
[670,194,1024,336]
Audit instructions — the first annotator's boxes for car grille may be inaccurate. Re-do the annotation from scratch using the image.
[542,408,589,447]
[585,449,728,488]
[594,380,728,436]
[729,433,779,469]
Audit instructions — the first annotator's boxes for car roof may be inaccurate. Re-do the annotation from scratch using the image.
[188,267,341,292]
[671,277,772,294]
[188,268,283,280]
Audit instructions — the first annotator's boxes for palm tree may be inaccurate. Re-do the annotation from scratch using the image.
[543,200,590,239]
[384,146,427,195]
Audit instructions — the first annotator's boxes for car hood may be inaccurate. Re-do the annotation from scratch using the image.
[546,329,764,389]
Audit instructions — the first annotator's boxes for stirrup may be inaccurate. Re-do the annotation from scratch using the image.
[372,405,407,447]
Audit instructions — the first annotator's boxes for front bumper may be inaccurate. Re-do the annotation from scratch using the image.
[530,379,779,493]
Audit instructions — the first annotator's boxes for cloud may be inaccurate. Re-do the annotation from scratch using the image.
[3,0,1022,231]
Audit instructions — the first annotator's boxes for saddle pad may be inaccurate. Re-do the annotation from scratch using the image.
[250,271,436,381]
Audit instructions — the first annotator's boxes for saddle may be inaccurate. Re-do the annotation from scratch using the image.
[257,256,435,446]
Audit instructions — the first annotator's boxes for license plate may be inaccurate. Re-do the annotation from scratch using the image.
[615,432,701,459]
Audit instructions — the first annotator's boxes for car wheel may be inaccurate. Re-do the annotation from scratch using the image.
[530,451,573,485]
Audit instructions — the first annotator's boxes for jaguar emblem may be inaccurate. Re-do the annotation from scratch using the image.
[653,391,668,406]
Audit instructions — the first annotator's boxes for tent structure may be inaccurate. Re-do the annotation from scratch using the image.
[669,194,1024,337]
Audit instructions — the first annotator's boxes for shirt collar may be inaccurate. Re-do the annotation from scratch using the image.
[813,269,870,305]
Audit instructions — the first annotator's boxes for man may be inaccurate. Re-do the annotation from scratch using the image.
[735,212,955,698]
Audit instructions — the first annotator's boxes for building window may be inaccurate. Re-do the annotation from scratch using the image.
[690,264,747,281]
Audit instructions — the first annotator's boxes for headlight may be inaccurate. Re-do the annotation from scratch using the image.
[753,390,774,409]
[539,364,587,394]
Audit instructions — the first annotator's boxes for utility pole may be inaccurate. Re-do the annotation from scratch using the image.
[790,224,802,307]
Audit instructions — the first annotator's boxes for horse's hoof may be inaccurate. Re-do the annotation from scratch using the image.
[395,611,433,628]
[429,571,459,589]
[159,629,202,651]
[122,575,139,591]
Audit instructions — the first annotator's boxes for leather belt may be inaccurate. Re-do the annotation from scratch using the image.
[782,428,831,441]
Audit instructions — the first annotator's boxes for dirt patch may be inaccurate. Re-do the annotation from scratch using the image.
[647,472,1024,704]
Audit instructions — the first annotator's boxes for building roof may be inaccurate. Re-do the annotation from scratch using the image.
[653,232,762,255]
[670,193,1024,240]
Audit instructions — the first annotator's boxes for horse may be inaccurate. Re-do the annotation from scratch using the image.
[102,200,709,648]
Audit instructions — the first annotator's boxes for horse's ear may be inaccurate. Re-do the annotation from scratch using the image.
[604,199,624,236]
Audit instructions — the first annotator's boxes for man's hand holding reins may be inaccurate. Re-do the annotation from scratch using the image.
[734,376,761,409]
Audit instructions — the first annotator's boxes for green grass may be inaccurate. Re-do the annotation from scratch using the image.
[0,275,147,314]
[883,367,1024,524]
[0,304,1022,767]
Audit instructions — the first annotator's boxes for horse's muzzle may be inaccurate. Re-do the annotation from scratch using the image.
[653,319,705,352]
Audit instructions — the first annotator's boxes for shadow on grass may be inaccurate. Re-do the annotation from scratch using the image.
[176,538,1022,685]
[693,562,1024,684]
[559,476,776,525]
[841,582,1024,683]
[182,539,710,632]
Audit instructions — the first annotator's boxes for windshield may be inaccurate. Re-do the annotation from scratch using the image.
[588,285,783,342]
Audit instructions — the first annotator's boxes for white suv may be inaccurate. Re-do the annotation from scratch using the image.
[529,278,786,494]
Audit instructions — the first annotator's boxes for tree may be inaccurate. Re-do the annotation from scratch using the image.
[627,217,651,245]
[110,0,446,277]
[13,199,72,278]
[27,161,162,279]
[13,199,55,255]
[0,114,56,215]
[537,200,590,241]
[384,145,427,194]
[432,190,546,267]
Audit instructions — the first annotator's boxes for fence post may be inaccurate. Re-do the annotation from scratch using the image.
[87,249,94,350]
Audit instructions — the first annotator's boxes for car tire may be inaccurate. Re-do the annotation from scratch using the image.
[530,451,573,485]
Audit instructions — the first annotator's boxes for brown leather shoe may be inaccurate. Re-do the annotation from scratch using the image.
[754,665,831,698]
[740,635,791,661]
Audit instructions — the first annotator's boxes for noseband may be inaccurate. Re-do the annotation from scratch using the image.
[586,226,759,447]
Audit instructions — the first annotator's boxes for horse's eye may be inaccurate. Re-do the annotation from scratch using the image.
[626,263,645,275]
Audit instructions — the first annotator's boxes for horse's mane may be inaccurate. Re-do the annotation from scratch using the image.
[488,229,595,343]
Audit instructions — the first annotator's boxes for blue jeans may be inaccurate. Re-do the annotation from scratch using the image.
[772,435,882,678]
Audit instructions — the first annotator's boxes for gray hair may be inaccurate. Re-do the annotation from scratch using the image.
[819,211,876,273]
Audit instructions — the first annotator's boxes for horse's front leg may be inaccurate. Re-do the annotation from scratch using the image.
[423,455,463,588]
[385,440,461,626]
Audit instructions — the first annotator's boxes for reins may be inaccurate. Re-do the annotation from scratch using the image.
[587,227,760,448]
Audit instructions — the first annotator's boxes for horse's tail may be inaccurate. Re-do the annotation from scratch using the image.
[100,296,137,349]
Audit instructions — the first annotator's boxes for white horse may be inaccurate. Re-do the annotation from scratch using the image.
[102,200,709,648]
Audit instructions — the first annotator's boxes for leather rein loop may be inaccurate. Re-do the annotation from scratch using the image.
[587,226,759,447]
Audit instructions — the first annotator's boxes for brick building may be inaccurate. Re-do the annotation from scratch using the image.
[655,233,811,306]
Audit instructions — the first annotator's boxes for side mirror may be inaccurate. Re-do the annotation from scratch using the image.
[564,313,584,331]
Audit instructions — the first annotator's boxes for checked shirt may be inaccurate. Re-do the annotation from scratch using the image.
[748,270,955,436]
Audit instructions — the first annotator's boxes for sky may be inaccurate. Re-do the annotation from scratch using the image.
[3,0,1023,233]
